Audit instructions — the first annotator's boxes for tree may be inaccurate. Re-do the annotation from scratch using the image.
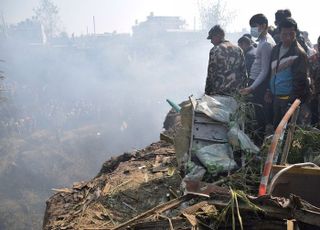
[0,62,5,103]
[0,14,8,39]
[197,0,235,31]
[34,0,61,39]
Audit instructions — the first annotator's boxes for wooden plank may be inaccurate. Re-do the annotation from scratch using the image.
[111,195,193,230]
[187,95,196,164]
[210,198,320,227]
[287,220,295,230]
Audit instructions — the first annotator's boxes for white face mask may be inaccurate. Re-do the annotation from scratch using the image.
[250,27,260,38]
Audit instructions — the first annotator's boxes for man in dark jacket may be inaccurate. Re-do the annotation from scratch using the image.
[267,18,309,127]
[309,36,320,124]
[272,9,311,55]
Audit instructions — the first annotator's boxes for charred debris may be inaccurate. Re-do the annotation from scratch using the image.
[43,95,320,230]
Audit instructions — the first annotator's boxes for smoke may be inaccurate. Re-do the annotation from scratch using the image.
[0,24,210,229]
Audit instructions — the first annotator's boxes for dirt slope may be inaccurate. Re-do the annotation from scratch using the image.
[43,141,182,229]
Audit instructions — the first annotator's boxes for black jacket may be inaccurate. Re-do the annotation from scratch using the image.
[268,40,310,103]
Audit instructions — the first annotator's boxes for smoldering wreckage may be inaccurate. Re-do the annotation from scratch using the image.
[43,95,320,230]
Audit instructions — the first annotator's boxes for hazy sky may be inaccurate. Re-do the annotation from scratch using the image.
[1,0,319,42]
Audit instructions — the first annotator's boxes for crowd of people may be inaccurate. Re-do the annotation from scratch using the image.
[205,9,320,145]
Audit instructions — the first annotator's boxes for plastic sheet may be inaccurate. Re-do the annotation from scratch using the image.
[196,95,238,123]
[228,125,259,153]
[196,143,237,174]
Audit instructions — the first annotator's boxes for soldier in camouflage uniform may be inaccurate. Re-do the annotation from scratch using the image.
[205,25,247,96]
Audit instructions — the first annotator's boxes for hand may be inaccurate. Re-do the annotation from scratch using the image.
[264,91,272,103]
[239,87,252,95]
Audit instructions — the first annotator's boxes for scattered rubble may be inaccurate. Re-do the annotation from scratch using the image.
[43,141,320,230]
[43,95,320,230]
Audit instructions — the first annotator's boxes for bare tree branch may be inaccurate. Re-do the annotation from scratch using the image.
[197,0,236,30]
[34,0,61,39]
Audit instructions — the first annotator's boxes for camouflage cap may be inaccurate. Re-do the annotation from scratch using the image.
[207,25,224,39]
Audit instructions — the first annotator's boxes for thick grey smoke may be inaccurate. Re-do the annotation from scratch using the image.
[0,19,210,229]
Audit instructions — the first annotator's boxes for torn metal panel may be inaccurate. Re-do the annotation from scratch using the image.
[193,112,229,143]
[270,164,320,207]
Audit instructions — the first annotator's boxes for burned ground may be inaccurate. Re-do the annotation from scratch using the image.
[43,141,183,229]
[43,140,320,230]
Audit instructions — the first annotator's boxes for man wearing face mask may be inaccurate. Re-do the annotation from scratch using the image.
[205,25,247,96]
[239,14,275,145]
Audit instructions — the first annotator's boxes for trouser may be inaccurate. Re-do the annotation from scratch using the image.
[273,97,290,128]
[310,94,320,125]
[273,96,311,128]
[249,80,268,146]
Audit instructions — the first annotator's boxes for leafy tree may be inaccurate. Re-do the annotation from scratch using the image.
[197,0,235,30]
[34,0,61,39]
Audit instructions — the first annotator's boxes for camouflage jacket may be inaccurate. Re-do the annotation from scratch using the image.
[205,40,247,95]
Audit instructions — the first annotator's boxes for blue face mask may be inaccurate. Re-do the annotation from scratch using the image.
[250,27,260,38]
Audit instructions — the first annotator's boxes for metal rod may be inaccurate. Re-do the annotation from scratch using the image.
[258,99,301,196]
[280,106,300,164]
